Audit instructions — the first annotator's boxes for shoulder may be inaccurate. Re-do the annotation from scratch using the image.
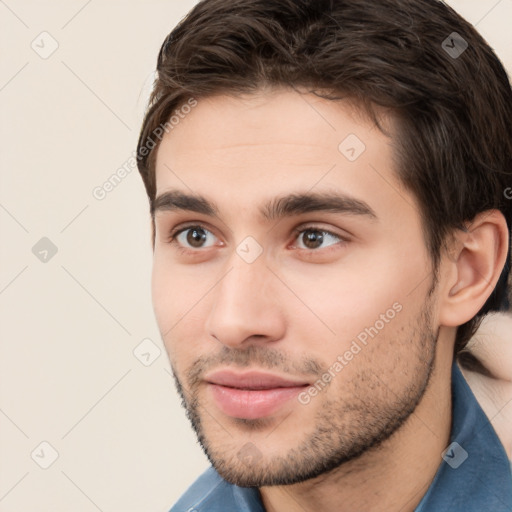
[459,312,512,459]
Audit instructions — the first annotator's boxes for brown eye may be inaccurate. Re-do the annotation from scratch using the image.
[169,225,217,249]
[294,228,342,250]
[301,230,324,249]
[185,227,208,248]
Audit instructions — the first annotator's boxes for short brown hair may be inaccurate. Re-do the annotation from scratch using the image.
[137,0,512,354]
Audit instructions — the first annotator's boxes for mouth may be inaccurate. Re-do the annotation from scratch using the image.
[204,369,310,420]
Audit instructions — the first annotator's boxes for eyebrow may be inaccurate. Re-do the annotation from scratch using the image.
[261,192,377,221]
[152,189,377,222]
[152,190,216,217]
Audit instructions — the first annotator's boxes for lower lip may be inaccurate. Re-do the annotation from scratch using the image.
[207,383,307,420]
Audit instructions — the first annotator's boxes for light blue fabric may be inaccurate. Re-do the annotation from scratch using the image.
[170,361,512,511]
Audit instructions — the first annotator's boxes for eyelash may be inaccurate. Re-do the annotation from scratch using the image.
[166,223,347,254]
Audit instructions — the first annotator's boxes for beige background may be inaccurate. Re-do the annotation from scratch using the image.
[0,1,511,511]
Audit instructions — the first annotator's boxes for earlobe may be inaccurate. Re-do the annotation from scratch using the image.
[439,210,509,327]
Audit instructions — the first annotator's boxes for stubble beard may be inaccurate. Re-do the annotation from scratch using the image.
[170,303,438,487]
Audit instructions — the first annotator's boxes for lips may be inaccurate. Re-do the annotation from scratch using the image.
[205,370,310,420]
[206,370,309,389]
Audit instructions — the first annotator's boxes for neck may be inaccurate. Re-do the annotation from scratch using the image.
[259,342,454,512]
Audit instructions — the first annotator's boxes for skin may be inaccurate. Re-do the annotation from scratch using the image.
[150,88,509,512]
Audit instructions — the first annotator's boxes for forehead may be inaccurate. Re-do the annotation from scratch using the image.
[153,88,414,221]
[157,88,388,159]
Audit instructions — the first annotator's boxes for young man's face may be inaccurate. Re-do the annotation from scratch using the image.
[151,89,443,486]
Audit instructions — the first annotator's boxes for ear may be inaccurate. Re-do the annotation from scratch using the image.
[439,210,509,327]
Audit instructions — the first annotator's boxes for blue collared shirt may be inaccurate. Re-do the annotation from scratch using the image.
[170,362,512,511]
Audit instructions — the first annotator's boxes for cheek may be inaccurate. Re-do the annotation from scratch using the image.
[151,258,192,353]
[151,258,172,328]
[325,306,423,398]
[151,258,211,363]
[279,260,428,380]
[151,254,201,324]
[279,256,410,348]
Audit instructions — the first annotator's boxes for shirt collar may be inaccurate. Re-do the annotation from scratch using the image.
[172,360,512,511]
[414,361,512,511]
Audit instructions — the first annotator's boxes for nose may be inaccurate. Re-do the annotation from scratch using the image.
[204,252,286,349]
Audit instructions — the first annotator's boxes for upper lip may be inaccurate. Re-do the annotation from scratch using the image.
[205,370,310,390]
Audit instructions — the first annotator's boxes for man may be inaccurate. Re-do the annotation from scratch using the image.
[136,0,512,510]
